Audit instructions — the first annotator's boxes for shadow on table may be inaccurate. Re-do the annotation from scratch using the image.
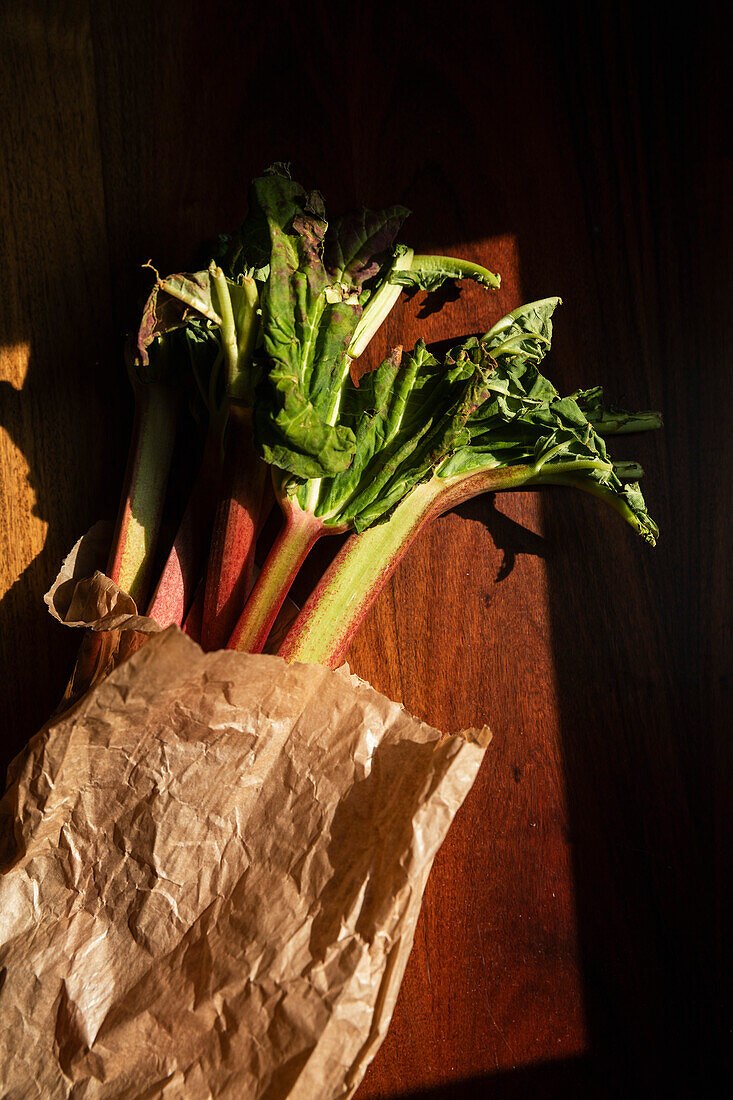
[0,375,93,773]
[388,1055,606,1099]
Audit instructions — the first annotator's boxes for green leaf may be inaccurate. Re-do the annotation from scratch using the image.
[313,340,446,522]
[250,171,370,477]
[216,164,298,282]
[325,205,410,288]
[302,296,656,546]
[134,264,261,421]
[485,297,559,372]
[435,333,658,546]
[133,270,220,386]
[303,335,497,531]
[390,253,500,293]
[571,385,664,434]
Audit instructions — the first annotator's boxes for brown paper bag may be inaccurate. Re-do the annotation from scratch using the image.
[0,628,489,1098]
[44,523,162,633]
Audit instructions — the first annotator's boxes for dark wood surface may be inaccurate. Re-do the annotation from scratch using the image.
[0,2,729,1096]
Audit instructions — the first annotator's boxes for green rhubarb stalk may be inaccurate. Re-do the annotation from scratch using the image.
[571,385,663,434]
[389,252,501,293]
[277,451,653,669]
[276,468,527,667]
[346,246,414,359]
[107,381,179,607]
[588,409,663,433]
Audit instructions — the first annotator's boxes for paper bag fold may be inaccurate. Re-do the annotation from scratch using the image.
[44,523,161,633]
[0,629,488,1099]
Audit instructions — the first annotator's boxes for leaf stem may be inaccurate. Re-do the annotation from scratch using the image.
[407,253,501,289]
[613,461,644,479]
[209,264,239,387]
[300,248,416,517]
[348,247,414,359]
[539,470,658,542]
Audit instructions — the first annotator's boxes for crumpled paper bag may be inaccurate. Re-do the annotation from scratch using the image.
[0,628,489,1098]
[45,523,162,633]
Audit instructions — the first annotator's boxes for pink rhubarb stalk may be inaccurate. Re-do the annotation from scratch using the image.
[200,407,267,651]
[146,428,221,628]
[227,502,336,654]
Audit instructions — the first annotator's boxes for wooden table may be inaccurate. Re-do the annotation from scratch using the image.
[1,3,728,1096]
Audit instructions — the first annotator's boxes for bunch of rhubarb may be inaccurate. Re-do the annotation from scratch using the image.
[74,164,659,686]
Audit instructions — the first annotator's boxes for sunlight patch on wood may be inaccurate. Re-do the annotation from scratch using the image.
[0,341,48,600]
[0,339,30,387]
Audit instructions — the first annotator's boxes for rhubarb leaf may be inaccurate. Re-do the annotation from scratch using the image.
[292,336,496,530]
[310,302,561,530]
[325,205,410,289]
[290,298,656,545]
[134,266,259,419]
[313,340,448,522]
[250,169,363,478]
[571,386,664,434]
[246,171,502,477]
[390,253,501,293]
[134,270,220,380]
[217,163,302,282]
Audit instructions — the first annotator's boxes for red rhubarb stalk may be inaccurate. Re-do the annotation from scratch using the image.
[200,406,267,650]
[227,502,334,654]
[182,576,205,643]
[197,265,264,651]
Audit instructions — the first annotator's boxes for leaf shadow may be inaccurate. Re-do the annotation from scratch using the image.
[454,494,551,584]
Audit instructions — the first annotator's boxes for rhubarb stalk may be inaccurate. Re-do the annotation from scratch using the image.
[227,501,340,654]
[276,458,621,668]
[146,424,221,627]
[199,264,265,651]
[121,260,230,615]
[107,382,179,607]
[201,406,267,650]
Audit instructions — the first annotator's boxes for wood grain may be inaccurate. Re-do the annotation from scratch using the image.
[0,2,729,1096]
